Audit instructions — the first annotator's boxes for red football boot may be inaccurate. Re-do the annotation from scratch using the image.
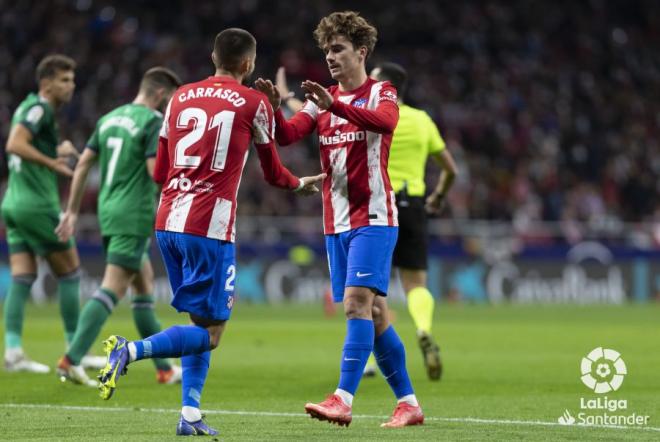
[156,364,182,384]
[304,394,352,427]
[381,402,424,428]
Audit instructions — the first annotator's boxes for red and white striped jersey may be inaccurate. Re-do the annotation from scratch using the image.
[154,76,300,242]
[274,78,399,234]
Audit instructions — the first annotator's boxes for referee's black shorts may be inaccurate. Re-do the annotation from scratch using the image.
[392,193,428,270]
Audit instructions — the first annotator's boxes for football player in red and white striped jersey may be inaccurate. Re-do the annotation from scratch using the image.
[97,28,323,435]
[256,11,424,429]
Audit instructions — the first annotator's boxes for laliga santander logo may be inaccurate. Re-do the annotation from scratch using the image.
[558,347,649,427]
[580,347,627,394]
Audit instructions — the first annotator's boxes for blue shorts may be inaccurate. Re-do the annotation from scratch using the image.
[325,226,398,302]
[156,230,236,321]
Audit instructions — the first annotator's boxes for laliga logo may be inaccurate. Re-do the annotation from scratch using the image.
[580,347,627,393]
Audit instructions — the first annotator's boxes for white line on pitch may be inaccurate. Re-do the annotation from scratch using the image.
[1,403,658,433]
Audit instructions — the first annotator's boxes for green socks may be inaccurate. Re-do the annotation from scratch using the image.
[66,290,171,371]
[407,286,435,334]
[58,270,81,346]
[4,270,80,351]
[66,288,117,365]
[3,274,36,349]
[132,294,171,370]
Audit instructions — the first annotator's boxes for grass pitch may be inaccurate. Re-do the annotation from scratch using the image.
[1,302,659,440]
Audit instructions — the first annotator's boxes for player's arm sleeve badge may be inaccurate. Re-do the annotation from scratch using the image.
[378,88,398,104]
[20,104,45,133]
[253,100,273,144]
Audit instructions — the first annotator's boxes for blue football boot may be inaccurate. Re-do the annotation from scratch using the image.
[98,335,129,400]
[176,414,219,436]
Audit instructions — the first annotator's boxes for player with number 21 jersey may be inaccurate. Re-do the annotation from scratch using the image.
[98,29,324,435]
[154,76,300,242]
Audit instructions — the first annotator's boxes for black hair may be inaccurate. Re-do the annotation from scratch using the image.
[375,62,407,97]
[213,28,257,72]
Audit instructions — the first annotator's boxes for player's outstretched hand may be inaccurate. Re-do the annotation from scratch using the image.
[425,192,446,215]
[52,157,74,177]
[255,78,281,110]
[57,140,80,159]
[301,81,333,110]
[55,211,77,242]
[295,173,326,196]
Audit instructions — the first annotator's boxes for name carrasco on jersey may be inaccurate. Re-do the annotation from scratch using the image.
[178,87,246,107]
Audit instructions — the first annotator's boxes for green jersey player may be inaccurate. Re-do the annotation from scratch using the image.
[2,54,81,373]
[55,67,183,386]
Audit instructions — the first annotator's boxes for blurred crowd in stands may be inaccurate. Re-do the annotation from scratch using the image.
[1,0,658,242]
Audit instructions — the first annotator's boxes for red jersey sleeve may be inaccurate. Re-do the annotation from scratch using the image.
[153,136,169,184]
[253,99,300,190]
[153,98,173,185]
[255,143,300,189]
[274,103,317,146]
[327,82,399,133]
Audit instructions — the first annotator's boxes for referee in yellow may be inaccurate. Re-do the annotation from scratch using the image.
[368,62,458,380]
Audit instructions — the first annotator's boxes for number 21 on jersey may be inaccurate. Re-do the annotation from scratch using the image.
[174,107,235,171]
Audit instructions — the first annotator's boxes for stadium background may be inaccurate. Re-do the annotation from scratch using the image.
[1,1,659,440]
[1,0,658,304]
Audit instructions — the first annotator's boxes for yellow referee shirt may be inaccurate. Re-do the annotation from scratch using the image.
[387,104,446,197]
